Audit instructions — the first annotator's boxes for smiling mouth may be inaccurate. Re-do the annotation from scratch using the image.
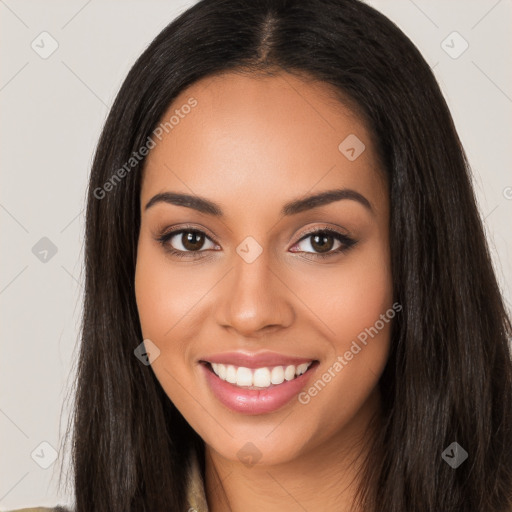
[201,360,319,390]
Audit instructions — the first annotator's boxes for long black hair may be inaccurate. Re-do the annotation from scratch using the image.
[60,0,512,510]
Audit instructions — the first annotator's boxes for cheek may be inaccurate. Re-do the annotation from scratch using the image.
[134,237,213,410]
[293,238,393,439]
[135,238,208,342]
[296,234,393,347]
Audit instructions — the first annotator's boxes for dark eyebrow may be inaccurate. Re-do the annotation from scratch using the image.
[281,188,372,216]
[144,188,373,216]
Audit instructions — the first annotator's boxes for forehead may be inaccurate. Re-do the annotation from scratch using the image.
[141,71,387,217]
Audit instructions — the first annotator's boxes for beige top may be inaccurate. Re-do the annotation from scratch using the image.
[186,448,209,511]
[6,449,209,512]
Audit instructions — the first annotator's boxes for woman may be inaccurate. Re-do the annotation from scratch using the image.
[9,0,512,510]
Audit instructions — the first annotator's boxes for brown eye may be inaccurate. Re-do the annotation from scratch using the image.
[310,232,336,253]
[157,228,217,257]
[291,229,356,259]
[181,231,206,251]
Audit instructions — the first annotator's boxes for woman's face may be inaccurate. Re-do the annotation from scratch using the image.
[135,71,393,466]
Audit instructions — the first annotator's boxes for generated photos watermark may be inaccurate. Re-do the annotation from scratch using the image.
[298,301,402,405]
[93,97,198,200]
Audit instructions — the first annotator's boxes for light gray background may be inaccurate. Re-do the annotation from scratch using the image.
[1,0,511,508]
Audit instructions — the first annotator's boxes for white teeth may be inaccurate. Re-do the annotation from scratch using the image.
[296,363,309,376]
[253,368,271,387]
[270,366,285,385]
[225,365,237,384]
[284,365,296,381]
[236,367,253,387]
[209,361,313,388]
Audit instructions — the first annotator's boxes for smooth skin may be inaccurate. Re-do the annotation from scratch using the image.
[135,71,393,512]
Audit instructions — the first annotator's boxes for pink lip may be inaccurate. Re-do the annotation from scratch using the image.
[200,360,319,415]
[200,350,315,369]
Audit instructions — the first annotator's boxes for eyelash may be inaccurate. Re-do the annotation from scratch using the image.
[155,225,357,261]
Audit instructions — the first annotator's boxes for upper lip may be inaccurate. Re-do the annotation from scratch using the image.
[200,351,317,369]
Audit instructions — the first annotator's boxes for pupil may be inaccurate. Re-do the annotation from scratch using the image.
[312,233,333,253]
[183,231,204,251]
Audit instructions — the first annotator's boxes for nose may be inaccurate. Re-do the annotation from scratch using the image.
[214,247,295,339]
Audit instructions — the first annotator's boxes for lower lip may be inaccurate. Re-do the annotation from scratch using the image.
[201,362,318,415]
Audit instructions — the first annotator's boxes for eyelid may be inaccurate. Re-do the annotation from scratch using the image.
[156,223,218,243]
[294,224,350,243]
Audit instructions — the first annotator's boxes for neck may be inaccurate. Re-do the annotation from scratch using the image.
[204,388,382,512]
